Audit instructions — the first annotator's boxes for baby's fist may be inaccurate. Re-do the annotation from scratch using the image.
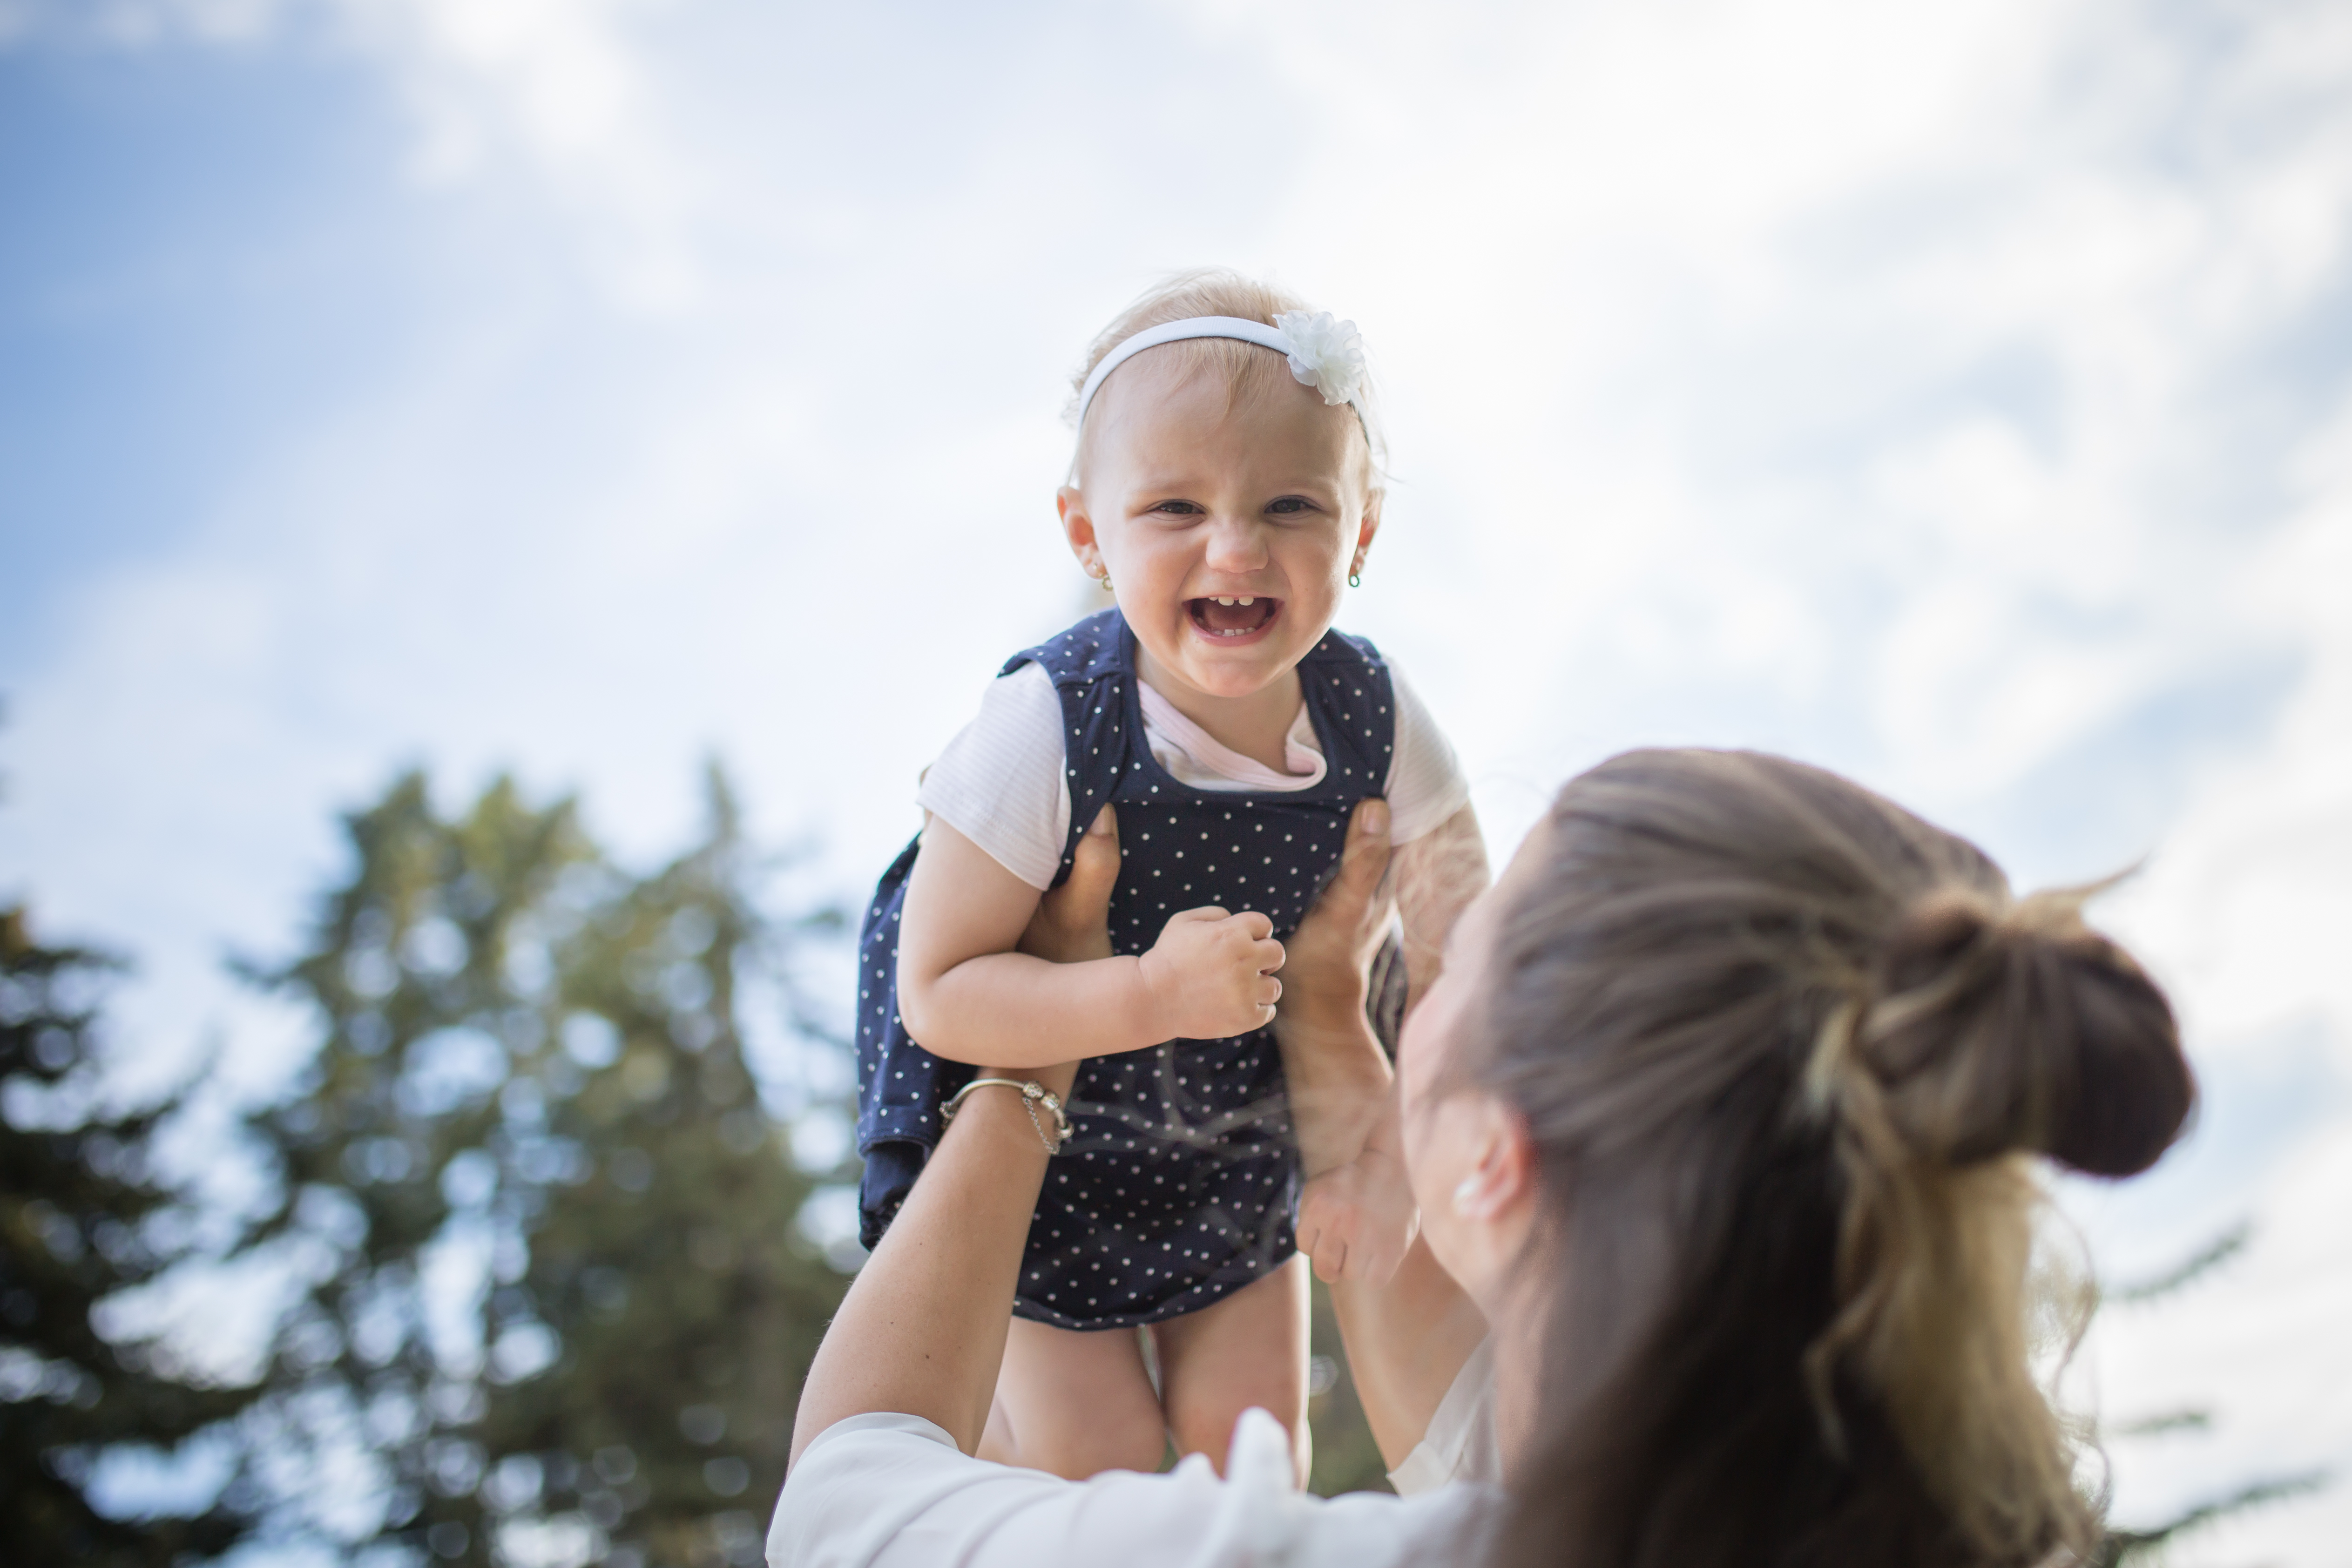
[1138,906,1284,1041]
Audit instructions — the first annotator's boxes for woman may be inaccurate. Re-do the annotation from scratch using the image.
[773,749,2196,1567]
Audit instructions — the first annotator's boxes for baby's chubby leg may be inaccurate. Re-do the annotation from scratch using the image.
[980,1315,1166,1479]
[1149,1254,1313,1485]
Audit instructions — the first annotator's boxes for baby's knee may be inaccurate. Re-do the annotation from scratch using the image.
[1099,1409,1172,1476]
[1024,1401,1167,1479]
[1166,1398,1302,1477]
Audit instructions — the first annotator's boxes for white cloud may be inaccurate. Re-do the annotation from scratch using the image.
[2105,533,2352,1053]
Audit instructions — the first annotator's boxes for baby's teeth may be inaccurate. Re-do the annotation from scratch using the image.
[1214,596,1236,605]
[1238,596,1254,606]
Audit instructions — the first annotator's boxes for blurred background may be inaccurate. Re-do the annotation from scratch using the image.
[1,0,2347,1562]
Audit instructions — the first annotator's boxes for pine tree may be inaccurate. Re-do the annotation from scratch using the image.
[2090,1221,2332,1564]
[0,906,258,1563]
[466,767,849,1568]
[233,768,852,1565]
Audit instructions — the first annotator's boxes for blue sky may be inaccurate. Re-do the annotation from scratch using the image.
[3,0,2350,1558]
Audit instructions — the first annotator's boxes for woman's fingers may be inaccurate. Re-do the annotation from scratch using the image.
[1020,805,1119,964]
[1298,1192,1350,1283]
[1293,797,1395,953]
[1067,802,1121,906]
[1331,798,1395,926]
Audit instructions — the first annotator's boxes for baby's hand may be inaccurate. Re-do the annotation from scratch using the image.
[1296,1150,1419,1286]
[1137,907,1284,1041]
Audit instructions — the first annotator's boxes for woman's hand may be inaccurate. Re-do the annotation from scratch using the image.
[1297,1145,1419,1285]
[1275,799,1399,1182]
[1281,798,1397,1029]
[1018,804,1120,966]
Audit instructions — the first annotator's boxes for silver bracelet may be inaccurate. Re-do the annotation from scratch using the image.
[940,1077,1071,1155]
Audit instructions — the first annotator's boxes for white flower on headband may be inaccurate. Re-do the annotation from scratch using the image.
[1274,310,1365,406]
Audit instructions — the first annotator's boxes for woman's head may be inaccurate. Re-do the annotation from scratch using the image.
[1402,748,2194,1568]
[1057,270,1383,706]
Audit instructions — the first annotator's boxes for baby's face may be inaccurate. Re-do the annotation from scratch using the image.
[1061,354,1376,704]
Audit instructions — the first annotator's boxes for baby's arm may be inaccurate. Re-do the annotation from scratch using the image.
[897,814,1284,1069]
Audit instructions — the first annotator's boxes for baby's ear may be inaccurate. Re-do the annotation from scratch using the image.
[1056,485,1100,568]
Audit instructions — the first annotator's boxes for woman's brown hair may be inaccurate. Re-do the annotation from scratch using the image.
[1477,749,2194,1568]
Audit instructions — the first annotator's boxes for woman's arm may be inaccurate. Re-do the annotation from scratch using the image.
[787,1050,1074,1465]
[1284,802,1488,1292]
[789,810,1124,1466]
[898,816,1282,1068]
[1275,799,1489,1469]
[1330,1239,1491,1472]
[1278,803,1489,1176]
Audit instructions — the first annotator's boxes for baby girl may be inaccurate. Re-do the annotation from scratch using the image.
[853,271,1486,1480]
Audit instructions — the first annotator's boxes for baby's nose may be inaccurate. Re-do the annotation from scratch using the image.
[1202,515,1271,569]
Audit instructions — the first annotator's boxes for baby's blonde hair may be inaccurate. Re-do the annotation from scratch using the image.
[1067,269,1386,486]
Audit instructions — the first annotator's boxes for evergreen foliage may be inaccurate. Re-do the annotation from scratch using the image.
[6,761,1398,1568]
[1,907,259,1563]
[2092,1220,2333,1564]
[231,767,854,1566]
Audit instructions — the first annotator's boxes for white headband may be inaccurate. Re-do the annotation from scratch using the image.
[1075,311,1369,425]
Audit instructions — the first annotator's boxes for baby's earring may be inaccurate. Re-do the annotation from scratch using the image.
[1097,571,1114,593]
[1348,559,1365,589]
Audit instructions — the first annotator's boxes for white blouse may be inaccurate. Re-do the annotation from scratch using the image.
[917,658,1470,891]
[1386,1337,1500,1496]
[768,1345,1502,1568]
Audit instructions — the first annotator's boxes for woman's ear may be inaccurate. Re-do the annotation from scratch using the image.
[1058,486,1105,579]
[1452,1097,1535,1222]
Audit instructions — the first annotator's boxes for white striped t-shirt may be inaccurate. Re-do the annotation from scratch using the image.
[918,659,1469,891]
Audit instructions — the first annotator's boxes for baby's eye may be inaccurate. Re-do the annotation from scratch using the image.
[1151,499,1204,516]
[1266,496,1319,516]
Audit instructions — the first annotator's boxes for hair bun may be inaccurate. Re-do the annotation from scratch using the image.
[1859,887,2194,1177]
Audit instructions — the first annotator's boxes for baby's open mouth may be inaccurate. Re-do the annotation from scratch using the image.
[1188,596,1279,638]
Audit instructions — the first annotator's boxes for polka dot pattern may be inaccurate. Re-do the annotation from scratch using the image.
[855,608,1398,1328]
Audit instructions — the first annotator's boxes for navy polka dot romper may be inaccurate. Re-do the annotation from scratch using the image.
[855,608,1404,1330]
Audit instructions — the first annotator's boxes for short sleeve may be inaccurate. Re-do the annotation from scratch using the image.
[915,662,1072,892]
[1383,661,1471,846]
[1386,1338,1500,1496]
